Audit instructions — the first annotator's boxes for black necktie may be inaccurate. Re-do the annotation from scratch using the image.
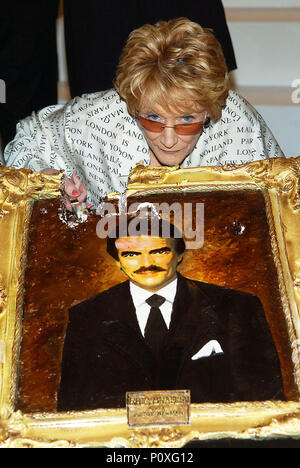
[144,294,167,358]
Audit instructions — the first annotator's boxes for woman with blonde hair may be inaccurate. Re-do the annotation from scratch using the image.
[4,18,284,208]
[115,18,230,168]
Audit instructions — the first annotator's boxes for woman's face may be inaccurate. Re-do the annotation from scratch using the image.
[138,103,206,167]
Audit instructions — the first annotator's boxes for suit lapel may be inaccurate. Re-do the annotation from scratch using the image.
[99,281,156,380]
[164,275,223,373]
[98,277,224,389]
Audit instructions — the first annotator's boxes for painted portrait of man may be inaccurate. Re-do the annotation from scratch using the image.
[57,215,284,411]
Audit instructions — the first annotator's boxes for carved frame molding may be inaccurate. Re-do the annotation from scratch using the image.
[1,159,300,448]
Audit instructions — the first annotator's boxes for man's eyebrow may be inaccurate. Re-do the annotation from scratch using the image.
[149,247,171,254]
[120,251,141,256]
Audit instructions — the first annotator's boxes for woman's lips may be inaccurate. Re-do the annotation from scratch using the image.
[160,149,180,154]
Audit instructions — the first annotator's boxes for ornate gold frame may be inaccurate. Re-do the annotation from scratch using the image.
[1,158,300,448]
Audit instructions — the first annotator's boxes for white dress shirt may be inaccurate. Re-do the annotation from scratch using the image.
[130,279,178,336]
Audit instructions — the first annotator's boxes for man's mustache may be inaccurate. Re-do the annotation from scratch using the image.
[134,265,166,273]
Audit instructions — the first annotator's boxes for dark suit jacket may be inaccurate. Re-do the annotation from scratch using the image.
[57,274,284,411]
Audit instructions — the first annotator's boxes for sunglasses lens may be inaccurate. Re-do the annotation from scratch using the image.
[138,117,203,135]
[175,123,203,135]
[138,117,163,132]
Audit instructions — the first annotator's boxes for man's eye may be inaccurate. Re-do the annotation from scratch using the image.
[121,252,139,257]
[152,249,171,255]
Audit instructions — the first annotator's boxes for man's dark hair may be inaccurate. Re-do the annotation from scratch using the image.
[106,215,186,260]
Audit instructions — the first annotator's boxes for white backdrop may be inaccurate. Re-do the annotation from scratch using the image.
[223,0,300,8]
[228,22,300,88]
[224,8,300,157]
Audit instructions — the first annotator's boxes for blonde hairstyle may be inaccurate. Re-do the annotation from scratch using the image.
[114,17,230,121]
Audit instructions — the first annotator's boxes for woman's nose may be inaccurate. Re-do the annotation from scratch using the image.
[159,127,178,148]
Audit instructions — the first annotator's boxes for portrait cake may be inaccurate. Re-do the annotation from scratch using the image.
[1,159,300,447]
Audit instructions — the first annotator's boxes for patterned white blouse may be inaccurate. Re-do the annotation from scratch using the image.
[4,88,284,206]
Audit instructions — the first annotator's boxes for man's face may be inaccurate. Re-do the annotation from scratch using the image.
[115,235,183,292]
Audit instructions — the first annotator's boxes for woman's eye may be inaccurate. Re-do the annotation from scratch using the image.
[181,115,194,123]
[147,114,160,121]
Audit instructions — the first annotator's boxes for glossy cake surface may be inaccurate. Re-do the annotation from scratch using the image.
[17,189,296,412]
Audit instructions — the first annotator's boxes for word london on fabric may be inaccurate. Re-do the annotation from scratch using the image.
[96,196,204,250]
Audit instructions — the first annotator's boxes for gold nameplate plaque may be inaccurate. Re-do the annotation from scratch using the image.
[126,391,190,427]
[1,157,300,448]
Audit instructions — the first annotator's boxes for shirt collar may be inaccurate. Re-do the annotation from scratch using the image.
[130,278,178,307]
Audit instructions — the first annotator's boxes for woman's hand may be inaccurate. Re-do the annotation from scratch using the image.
[64,172,87,211]
[40,169,88,211]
